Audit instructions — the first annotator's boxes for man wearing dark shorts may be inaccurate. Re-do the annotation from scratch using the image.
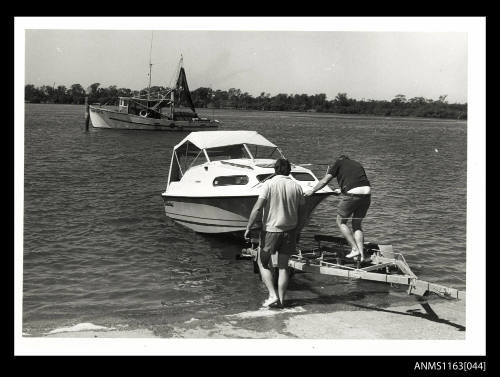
[305,155,371,262]
[245,159,306,308]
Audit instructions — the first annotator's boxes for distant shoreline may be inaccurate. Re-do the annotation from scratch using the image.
[24,83,467,121]
[24,102,467,122]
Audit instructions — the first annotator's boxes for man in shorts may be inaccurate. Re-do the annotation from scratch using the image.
[245,158,306,308]
[305,155,371,262]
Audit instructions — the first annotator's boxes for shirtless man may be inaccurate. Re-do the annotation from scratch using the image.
[305,155,371,262]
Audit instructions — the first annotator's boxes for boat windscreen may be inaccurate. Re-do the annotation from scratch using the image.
[205,145,250,161]
[245,144,280,159]
[170,141,205,182]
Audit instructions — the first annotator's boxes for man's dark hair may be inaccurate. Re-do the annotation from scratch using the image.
[336,154,350,161]
[274,158,291,176]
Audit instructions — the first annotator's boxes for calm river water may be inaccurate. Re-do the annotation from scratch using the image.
[22,104,467,336]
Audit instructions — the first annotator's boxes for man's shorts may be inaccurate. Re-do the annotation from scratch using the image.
[259,230,296,269]
[338,193,371,220]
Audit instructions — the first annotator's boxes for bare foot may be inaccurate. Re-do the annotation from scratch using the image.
[345,248,360,259]
[262,296,279,307]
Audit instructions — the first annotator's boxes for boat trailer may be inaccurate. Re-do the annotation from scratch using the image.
[239,234,465,300]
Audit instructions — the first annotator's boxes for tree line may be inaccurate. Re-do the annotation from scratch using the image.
[25,83,467,120]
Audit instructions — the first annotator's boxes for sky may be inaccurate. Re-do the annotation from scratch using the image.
[15,18,486,355]
[24,22,468,103]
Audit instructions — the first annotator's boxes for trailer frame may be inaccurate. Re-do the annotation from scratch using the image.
[240,234,465,300]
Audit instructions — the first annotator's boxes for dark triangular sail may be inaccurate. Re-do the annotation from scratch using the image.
[175,67,196,114]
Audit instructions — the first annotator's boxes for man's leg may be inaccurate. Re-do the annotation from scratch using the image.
[337,197,361,258]
[351,196,370,262]
[337,215,361,257]
[277,268,289,306]
[352,218,364,262]
[276,230,296,307]
[257,248,278,303]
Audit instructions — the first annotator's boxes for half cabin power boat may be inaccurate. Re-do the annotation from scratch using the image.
[161,131,335,234]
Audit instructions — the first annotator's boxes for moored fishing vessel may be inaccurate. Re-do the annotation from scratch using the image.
[161,131,335,234]
[88,53,219,131]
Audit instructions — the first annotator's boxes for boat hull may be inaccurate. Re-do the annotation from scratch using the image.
[89,106,218,131]
[162,192,333,234]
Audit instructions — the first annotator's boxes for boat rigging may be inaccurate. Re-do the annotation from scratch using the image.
[86,34,219,131]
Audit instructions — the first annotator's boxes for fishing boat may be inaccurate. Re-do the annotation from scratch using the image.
[87,54,220,131]
[161,130,335,234]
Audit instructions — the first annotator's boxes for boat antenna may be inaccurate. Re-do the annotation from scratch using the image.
[147,31,154,101]
[210,83,214,121]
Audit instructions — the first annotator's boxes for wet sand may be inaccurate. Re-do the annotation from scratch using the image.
[44,298,465,340]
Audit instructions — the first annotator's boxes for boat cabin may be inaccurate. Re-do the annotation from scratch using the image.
[167,131,283,186]
[118,96,171,119]
[117,96,198,121]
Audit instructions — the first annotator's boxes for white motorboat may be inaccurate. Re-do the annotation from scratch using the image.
[161,131,335,234]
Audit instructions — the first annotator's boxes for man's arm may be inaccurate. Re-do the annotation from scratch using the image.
[244,197,266,239]
[304,173,334,196]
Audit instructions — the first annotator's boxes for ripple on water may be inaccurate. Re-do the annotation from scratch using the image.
[22,105,467,333]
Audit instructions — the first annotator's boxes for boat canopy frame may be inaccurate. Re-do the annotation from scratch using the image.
[167,139,285,187]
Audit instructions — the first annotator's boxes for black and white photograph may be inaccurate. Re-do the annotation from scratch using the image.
[14,17,486,357]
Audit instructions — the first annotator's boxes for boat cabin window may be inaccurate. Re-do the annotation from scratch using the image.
[256,173,274,182]
[213,175,249,186]
[291,172,315,181]
[118,98,129,113]
[205,145,250,161]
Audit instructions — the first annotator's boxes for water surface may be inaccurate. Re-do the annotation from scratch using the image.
[22,104,467,336]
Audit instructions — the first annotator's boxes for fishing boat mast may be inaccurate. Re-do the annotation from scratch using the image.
[147,31,153,102]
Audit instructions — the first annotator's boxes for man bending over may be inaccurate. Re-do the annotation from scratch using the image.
[305,155,371,262]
